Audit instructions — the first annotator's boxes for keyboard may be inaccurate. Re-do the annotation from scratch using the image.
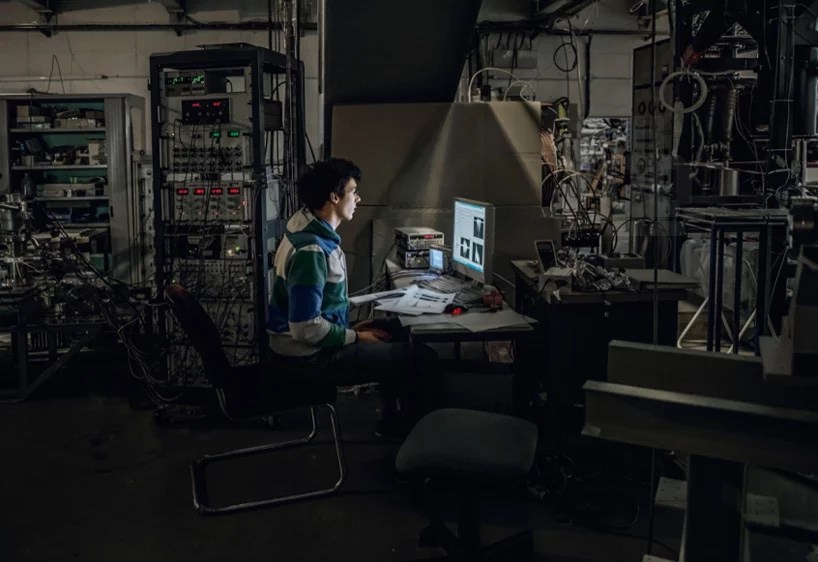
[418,275,484,305]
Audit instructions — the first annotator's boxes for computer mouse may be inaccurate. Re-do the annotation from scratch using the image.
[444,303,467,315]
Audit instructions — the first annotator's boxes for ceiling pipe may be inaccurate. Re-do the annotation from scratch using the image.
[0,21,318,32]
[476,22,667,36]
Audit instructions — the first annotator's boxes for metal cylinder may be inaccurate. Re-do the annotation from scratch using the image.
[0,209,19,233]
[718,167,740,196]
[705,92,718,144]
[722,88,738,145]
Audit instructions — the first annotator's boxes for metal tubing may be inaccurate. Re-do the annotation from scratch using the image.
[756,225,770,342]
[0,22,317,32]
[191,403,346,515]
[733,232,743,353]
[678,297,708,348]
[714,228,726,352]
[707,226,718,351]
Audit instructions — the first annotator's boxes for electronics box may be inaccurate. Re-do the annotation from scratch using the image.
[396,247,430,269]
[394,226,445,251]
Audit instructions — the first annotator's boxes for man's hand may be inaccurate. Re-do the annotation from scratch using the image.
[356,329,390,343]
[352,319,375,331]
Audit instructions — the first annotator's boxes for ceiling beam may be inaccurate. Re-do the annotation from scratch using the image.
[12,0,55,13]
[153,0,187,14]
[150,0,189,36]
[12,0,56,37]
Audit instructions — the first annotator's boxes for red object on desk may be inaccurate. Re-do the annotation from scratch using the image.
[444,304,467,315]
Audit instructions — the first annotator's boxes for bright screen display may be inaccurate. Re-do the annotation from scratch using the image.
[453,199,488,274]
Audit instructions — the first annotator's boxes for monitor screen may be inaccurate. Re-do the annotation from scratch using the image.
[428,247,444,273]
[452,197,494,284]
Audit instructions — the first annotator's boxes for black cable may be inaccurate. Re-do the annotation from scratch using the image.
[553,40,578,72]
[305,131,317,164]
[267,0,273,51]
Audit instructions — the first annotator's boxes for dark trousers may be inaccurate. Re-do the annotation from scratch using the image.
[280,318,440,421]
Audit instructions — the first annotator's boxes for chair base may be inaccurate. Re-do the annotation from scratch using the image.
[191,403,346,515]
[405,521,533,562]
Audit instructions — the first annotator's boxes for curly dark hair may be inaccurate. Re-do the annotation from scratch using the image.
[297,158,362,212]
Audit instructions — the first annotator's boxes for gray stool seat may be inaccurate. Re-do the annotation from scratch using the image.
[395,408,539,561]
[396,408,538,480]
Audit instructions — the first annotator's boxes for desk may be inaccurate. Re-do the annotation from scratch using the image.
[407,315,538,415]
[511,259,689,436]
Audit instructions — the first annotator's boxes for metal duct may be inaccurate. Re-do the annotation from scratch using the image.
[324,0,484,152]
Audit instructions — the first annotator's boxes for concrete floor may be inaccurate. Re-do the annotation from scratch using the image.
[0,361,679,562]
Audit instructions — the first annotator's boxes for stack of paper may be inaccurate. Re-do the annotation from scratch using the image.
[374,285,455,316]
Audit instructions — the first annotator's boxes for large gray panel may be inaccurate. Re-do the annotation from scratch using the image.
[325,0,483,149]
[332,101,542,207]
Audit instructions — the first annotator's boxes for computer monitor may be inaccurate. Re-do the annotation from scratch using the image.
[428,246,445,274]
[452,197,494,284]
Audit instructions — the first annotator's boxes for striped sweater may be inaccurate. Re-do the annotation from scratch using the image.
[267,208,356,356]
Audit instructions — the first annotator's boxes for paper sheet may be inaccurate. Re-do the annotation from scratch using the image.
[374,285,455,315]
[374,302,424,316]
[349,289,406,306]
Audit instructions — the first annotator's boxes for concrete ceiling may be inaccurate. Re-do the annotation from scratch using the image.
[3,0,317,21]
[4,0,597,23]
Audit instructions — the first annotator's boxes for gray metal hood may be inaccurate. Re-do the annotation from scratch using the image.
[324,0,484,151]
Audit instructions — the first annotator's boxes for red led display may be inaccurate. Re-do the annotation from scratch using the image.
[176,188,189,196]
[191,102,202,108]
[211,188,224,195]
[212,101,222,107]
[193,188,206,195]
[227,187,241,195]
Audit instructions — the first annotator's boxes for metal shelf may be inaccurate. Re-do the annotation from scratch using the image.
[60,223,110,228]
[9,128,106,134]
[36,196,109,202]
[11,165,108,171]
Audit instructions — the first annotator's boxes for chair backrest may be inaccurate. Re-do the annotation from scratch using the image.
[165,284,231,388]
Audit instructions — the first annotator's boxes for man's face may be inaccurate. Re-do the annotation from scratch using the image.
[334,178,360,222]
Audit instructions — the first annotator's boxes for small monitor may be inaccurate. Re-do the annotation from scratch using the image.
[534,239,558,273]
[428,246,445,274]
[452,197,494,284]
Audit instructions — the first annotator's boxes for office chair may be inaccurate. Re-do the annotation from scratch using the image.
[395,408,538,561]
[165,284,346,515]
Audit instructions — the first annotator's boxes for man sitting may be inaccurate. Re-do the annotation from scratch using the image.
[267,157,436,436]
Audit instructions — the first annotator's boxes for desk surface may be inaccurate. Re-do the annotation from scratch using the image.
[382,270,536,338]
[511,260,691,304]
[407,307,535,341]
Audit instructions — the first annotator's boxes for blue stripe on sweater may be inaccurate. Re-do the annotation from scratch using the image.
[289,285,324,323]
[323,308,350,329]
[266,304,289,331]
[287,231,338,255]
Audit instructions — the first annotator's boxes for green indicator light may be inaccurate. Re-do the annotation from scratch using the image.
[210,131,221,138]
[228,130,241,138]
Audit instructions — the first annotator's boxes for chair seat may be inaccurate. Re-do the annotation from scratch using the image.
[222,363,336,418]
[395,408,538,480]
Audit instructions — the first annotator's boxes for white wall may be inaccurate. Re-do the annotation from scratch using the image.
[475,0,667,117]
[0,0,663,148]
[0,2,321,152]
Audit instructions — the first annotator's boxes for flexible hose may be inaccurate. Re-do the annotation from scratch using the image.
[658,69,708,114]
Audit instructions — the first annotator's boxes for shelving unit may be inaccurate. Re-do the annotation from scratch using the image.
[0,94,145,283]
